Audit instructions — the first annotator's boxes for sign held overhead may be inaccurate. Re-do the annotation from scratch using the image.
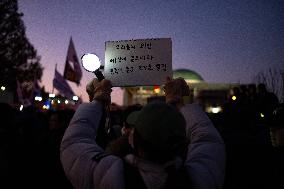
[104,38,172,87]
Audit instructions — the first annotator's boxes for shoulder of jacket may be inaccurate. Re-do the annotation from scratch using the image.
[93,155,125,188]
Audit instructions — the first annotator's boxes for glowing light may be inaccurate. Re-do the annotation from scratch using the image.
[81,53,101,72]
[205,106,222,114]
[153,86,160,94]
[73,96,79,101]
[232,96,237,101]
[57,100,61,103]
[65,100,69,104]
[1,86,5,91]
[49,93,55,98]
[43,100,51,109]
[154,88,160,94]
[260,113,265,118]
[51,100,54,104]
[42,105,50,110]
[19,105,23,111]
[212,107,222,114]
[35,96,42,101]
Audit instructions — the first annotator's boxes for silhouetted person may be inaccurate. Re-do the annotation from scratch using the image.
[43,109,75,188]
[0,103,24,188]
[256,83,279,120]
[60,78,226,189]
[239,84,249,105]
[247,84,257,104]
[268,103,284,188]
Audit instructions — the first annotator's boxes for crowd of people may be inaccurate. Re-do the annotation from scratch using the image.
[0,77,283,189]
[208,83,283,188]
[0,103,75,188]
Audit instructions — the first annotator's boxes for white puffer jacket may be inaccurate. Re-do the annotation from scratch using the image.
[60,101,225,189]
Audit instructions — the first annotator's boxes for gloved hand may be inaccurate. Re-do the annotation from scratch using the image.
[86,78,112,104]
[164,77,190,108]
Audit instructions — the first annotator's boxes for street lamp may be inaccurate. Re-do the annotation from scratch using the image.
[81,53,105,81]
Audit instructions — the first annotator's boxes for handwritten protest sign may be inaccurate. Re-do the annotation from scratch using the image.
[104,38,172,87]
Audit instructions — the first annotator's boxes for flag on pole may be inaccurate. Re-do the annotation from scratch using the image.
[53,67,75,99]
[63,37,82,86]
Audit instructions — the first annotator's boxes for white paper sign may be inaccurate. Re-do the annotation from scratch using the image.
[104,38,172,87]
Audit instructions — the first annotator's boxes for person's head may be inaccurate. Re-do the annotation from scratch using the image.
[248,84,256,94]
[232,87,240,96]
[257,83,267,94]
[49,109,75,131]
[240,85,248,94]
[127,102,188,164]
[121,104,143,136]
[269,103,284,147]
[49,112,60,130]
[164,77,190,108]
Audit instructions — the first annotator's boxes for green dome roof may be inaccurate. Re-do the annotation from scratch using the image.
[173,69,204,82]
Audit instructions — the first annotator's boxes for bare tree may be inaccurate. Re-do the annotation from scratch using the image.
[253,67,284,102]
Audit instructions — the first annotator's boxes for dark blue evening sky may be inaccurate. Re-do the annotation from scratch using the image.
[18,0,284,103]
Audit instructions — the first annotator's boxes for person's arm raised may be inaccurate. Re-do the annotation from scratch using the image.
[60,79,124,189]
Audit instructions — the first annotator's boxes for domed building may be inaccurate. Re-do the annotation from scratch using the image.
[122,68,238,113]
[173,69,204,83]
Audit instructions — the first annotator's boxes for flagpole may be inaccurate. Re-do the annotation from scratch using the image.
[52,64,57,94]
[52,85,54,94]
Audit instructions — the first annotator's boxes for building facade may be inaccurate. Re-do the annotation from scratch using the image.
[122,69,239,113]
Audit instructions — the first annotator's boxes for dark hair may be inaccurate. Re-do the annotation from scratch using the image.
[269,103,284,128]
[49,109,75,128]
[257,83,267,93]
[133,129,189,164]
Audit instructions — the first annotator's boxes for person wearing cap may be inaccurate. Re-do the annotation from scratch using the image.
[60,77,225,189]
